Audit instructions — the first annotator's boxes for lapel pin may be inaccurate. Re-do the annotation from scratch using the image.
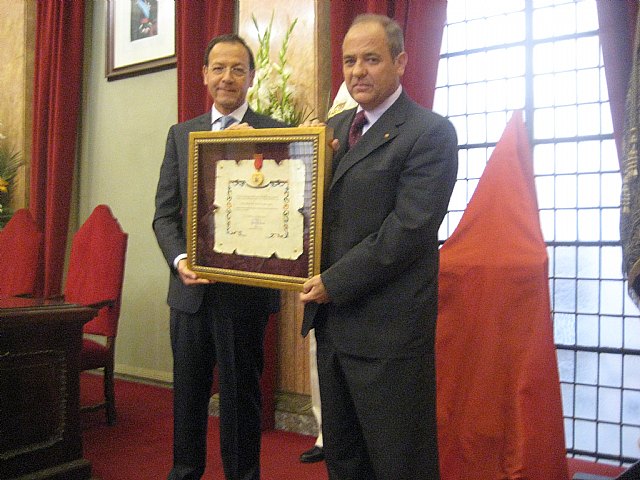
[384,133,390,139]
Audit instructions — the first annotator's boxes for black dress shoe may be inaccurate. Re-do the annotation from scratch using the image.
[300,445,324,463]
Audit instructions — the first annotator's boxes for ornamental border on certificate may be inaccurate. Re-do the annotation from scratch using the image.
[187,126,332,291]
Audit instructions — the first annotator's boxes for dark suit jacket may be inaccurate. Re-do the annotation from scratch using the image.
[153,108,285,314]
[302,91,458,359]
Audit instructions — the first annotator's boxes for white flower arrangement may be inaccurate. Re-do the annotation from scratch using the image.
[247,13,313,125]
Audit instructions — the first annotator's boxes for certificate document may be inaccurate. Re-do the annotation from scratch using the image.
[213,158,306,260]
[187,126,332,290]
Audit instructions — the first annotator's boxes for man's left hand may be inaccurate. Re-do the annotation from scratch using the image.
[300,275,330,304]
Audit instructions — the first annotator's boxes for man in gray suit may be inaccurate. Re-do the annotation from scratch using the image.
[153,34,285,480]
[300,14,458,480]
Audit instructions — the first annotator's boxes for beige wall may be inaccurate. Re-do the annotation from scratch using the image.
[79,1,176,382]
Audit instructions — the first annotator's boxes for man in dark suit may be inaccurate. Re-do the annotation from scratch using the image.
[153,34,285,480]
[300,14,458,480]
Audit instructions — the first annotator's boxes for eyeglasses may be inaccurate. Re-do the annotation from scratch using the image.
[208,65,249,78]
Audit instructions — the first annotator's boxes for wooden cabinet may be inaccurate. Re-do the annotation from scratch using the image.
[0,297,95,480]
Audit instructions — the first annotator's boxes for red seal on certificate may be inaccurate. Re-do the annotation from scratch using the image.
[250,153,265,186]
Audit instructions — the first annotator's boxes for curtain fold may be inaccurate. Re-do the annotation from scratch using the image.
[597,0,638,166]
[619,12,640,301]
[330,0,447,109]
[30,0,85,297]
[175,0,235,122]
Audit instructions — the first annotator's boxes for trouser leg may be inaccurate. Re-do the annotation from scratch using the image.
[317,327,439,480]
[168,307,214,480]
[210,284,268,480]
[310,329,323,447]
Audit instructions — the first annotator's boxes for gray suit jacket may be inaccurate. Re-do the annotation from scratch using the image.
[302,92,458,358]
[153,109,285,314]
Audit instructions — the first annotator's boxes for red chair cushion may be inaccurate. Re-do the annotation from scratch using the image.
[80,338,111,370]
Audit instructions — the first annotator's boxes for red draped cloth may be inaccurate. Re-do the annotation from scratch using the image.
[30,1,85,297]
[436,112,568,479]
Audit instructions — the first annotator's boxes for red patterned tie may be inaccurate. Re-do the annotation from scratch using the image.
[348,110,367,148]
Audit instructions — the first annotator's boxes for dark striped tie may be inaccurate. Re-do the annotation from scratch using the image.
[348,110,367,148]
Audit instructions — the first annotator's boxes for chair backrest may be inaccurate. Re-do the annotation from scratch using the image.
[0,209,43,297]
[64,205,128,338]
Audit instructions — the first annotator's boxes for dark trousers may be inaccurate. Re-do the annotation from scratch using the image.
[168,284,269,480]
[315,326,440,480]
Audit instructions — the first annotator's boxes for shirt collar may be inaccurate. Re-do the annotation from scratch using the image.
[357,85,403,134]
[210,102,249,128]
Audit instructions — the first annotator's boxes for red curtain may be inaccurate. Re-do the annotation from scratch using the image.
[597,0,638,166]
[330,0,447,108]
[30,1,85,297]
[175,0,235,122]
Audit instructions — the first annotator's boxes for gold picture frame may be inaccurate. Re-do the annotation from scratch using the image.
[187,126,333,291]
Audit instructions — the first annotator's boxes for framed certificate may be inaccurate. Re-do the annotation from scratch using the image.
[187,126,333,290]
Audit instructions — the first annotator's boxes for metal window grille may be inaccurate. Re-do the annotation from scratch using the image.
[434,0,640,466]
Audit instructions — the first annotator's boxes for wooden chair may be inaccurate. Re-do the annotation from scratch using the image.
[64,205,128,425]
[0,208,43,297]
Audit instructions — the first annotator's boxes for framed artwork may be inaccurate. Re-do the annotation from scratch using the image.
[106,0,176,81]
[187,126,333,291]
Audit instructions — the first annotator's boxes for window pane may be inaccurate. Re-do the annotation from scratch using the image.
[577,281,599,315]
[577,246,599,279]
[599,353,622,388]
[534,74,555,108]
[576,36,600,69]
[576,68,600,103]
[601,281,623,316]
[577,103,601,136]
[556,142,578,174]
[535,107,555,139]
[536,176,555,209]
[487,112,508,142]
[576,314,598,345]
[600,316,622,349]
[556,175,577,208]
[486,79,507,110]
[467,82,486,113]
[577,174,599,208]
[556,209,577,241]
[438,1,638,463]
[506,76,525,109]
[600,387,622,423]
[578,208,600,242]
[556,105,578,137]
[556,71,577,105]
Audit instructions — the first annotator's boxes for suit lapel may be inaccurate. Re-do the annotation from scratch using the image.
[330,94,409,190]
[191,113,212,132]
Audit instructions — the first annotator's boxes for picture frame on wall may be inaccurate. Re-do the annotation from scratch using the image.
[106,0,176,81]
[186,126,333,291]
